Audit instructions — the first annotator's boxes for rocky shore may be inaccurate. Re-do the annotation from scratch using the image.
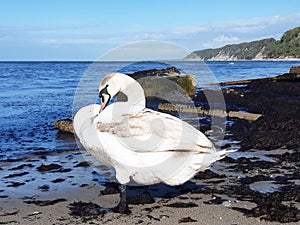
[192,66,300,223]
[1,66,300,224]
[194,66,300,150]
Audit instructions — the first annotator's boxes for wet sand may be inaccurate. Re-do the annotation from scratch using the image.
[0,145,299,224]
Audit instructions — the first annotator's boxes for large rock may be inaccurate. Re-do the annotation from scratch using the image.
[127,67,197,98]
[54,119,74,133]
[290,66,300,74]
[275,66,300,81]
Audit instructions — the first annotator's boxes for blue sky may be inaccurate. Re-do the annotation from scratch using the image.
[1,0,300,60]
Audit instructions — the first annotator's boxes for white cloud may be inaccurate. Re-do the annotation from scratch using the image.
[4,14,300,46]
[43,38,111,45]
[105,13,300,52]
[175,14,300,49]
[213,35,239,43]
[171,26,210,35]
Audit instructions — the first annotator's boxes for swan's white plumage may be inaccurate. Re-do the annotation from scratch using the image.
[74,73,233,186]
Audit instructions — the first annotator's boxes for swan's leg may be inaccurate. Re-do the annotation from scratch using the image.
[113,184,131,214]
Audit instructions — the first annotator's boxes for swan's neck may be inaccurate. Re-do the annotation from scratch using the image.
[120,78,145,113]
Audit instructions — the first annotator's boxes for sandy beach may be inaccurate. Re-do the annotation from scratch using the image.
[0,147,299,225]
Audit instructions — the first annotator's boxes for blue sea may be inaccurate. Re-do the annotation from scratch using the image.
[0,60,300,162]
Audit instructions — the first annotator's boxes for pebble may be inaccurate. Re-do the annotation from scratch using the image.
[222,200,231,207]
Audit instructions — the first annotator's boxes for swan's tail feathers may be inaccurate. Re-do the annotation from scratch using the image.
[216,149,236,160]
[163,149,236,186]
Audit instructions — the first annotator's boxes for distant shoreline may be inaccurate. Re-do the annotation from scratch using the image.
[1,59,300,63]
[184,58,300,62]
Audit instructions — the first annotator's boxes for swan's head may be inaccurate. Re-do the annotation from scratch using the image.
[98,73,136,112]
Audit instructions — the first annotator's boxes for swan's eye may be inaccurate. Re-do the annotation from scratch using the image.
[99,84,109,98]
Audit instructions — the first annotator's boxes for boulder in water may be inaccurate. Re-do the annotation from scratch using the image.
[127,67,197,98]
[54,119,74,133]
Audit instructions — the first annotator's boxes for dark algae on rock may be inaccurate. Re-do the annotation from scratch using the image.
[217,68,300,151]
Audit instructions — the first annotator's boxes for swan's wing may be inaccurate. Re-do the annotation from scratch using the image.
[96,109,214,153]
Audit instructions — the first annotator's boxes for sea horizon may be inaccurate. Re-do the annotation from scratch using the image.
[1,59,300,63]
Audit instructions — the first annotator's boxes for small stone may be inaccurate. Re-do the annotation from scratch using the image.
[178,216,197,223]
[222,200,231,207]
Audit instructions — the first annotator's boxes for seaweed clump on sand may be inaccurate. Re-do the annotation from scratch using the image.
[69,201,107,222]
[231,185,300,223]
[24,198,67,206]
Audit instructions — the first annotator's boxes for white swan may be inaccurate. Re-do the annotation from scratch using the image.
[74,72,233,213]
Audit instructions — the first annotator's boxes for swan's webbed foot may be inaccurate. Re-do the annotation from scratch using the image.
[112,184,131,214]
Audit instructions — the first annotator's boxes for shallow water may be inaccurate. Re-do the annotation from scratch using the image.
[249,181,282,193]
[1,60,300,162]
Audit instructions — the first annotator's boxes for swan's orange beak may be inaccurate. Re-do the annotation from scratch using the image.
[99,93,110,113]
